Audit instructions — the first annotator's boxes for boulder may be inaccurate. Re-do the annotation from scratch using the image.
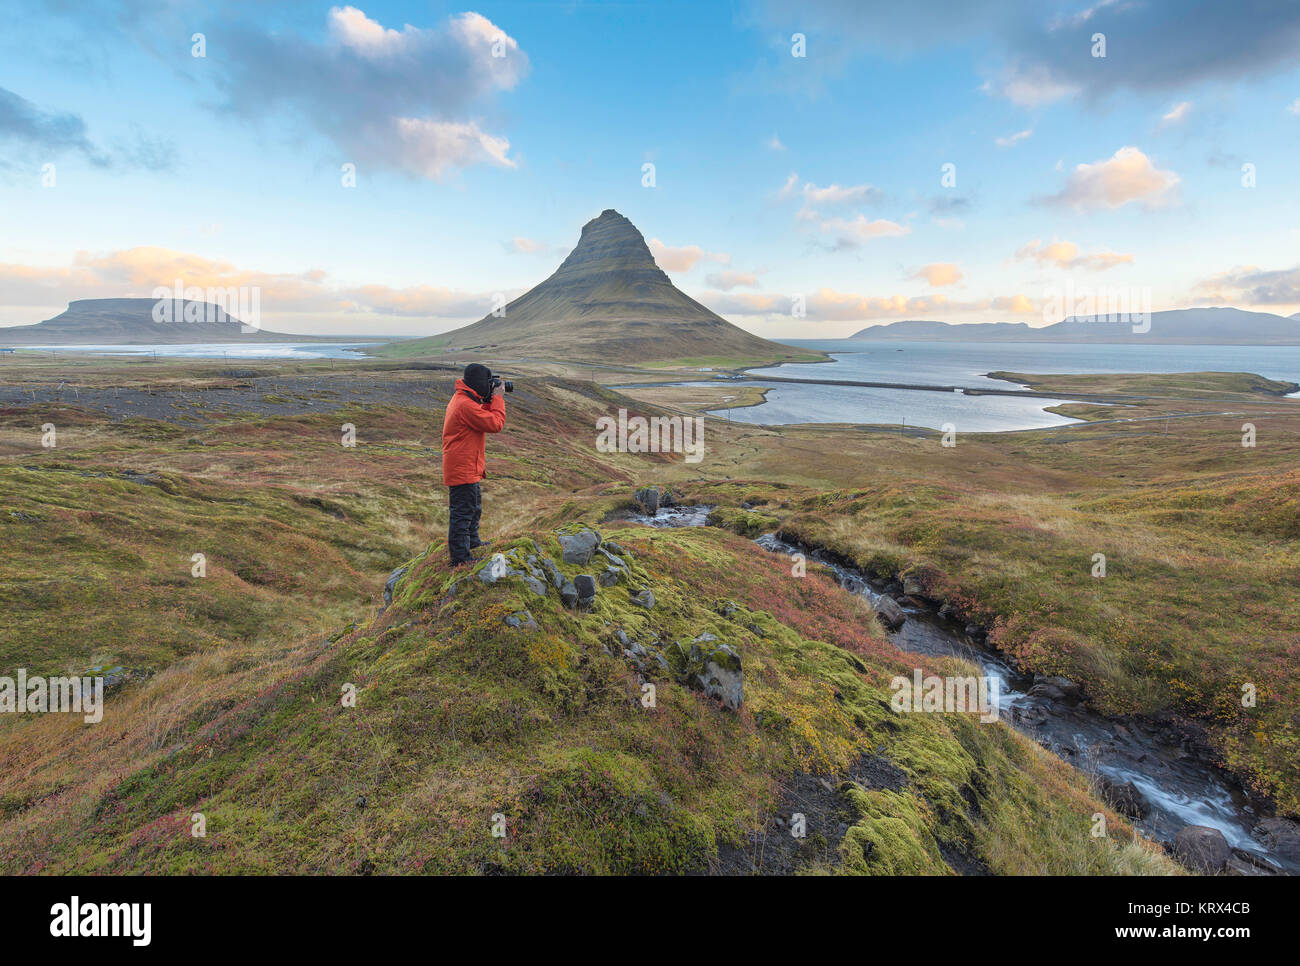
[901,575,925,597]
[1096,775,1149,819]
[382,565,408,609]
[478,552,546,595]
[1028,675,1081,703]
[629,588,656,609]
[1172,825,1231,873]
[504,610,539,631]
[872,595,906,631]
[557,527,602,565]
[1254,817,1300,865]
[478,553,512,585]
[633,487,660,516]
[597,566,622,587]
[596,546,626,569]
[541,558,564,589]
[560,580,579,608]
[573,574,597,607]
[698,644,743,711]
[666,635,744,711]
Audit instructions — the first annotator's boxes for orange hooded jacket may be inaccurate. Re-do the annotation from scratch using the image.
[442,379,506,486]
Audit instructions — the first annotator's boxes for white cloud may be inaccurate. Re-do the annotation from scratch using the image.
[1160,101,1193,125]
[217,7,529,181]
[766,133,785,151]
[392,118,516,178]
[817,215,909,248]
[988,65,1078,108]
[1041,147,1180,210]
[995,128,1033,148]
[648,239,730,272]
[1289,98,1300,115]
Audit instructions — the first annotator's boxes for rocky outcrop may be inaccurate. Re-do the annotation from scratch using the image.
[382,565,408,610]
[633,487,660,517]
[871,595,906,631]
[1172,825,1230,872]
[1096,775,1149,819]
[629,587,656,609]
[667,634,744,711]
[557,527,602,565]
[1254,817,1300,866]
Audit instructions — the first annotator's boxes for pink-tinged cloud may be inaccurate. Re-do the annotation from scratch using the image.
[1041,147,1180,210]
[1015,239,1135,272]
[911,263,964,287]
[648,239,730,272]
[0,247,510,320]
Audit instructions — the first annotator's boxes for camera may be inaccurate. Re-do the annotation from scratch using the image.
[490,373,514,393]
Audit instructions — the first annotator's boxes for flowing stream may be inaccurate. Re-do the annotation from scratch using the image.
[628,504,1293,874]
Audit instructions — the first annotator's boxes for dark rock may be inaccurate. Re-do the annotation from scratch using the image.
[1027,675,1081,703]
[1172,825,1231,873]
[560,580,579,608]
[633,487,660,516]
[871,595,906,631]
[382,565,408,609]
[597,566,622,587]
[504,609,539,631]
[556,527,601,564]
[629,587,656,609]
[573,574,597,605]
[541,557,564,589]
[901,575,924,597]
[1096,775,1149,818]
[596,546,626,569]
[1229,847,1282,875]
[1254,817,1300,865]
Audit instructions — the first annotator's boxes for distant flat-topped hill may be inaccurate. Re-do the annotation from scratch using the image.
[380,209,824,366]
[0,298,350,345]
[851,307,1300,345]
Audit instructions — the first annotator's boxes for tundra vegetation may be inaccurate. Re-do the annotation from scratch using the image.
[1,356,1295,873]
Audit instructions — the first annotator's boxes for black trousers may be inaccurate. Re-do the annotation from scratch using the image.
[448,481,482,564]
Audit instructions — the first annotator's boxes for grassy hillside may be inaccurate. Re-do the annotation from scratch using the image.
[0,359,1180,874]
[3,360,1295,872]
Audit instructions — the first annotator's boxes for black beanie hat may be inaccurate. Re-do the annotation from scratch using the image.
[463,363,492,400]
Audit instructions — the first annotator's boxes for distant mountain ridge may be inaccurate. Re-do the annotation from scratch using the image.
[851,308,1300,345]
[382,209,821,365]
[0,298,350,344]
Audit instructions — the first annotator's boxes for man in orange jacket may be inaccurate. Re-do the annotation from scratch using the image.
[442,363,506,566]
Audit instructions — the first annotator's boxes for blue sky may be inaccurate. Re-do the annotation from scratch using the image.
[1,0,1298,336]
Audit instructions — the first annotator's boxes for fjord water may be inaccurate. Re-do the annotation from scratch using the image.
[763,339,1300,387]
[709,340,1300,431]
